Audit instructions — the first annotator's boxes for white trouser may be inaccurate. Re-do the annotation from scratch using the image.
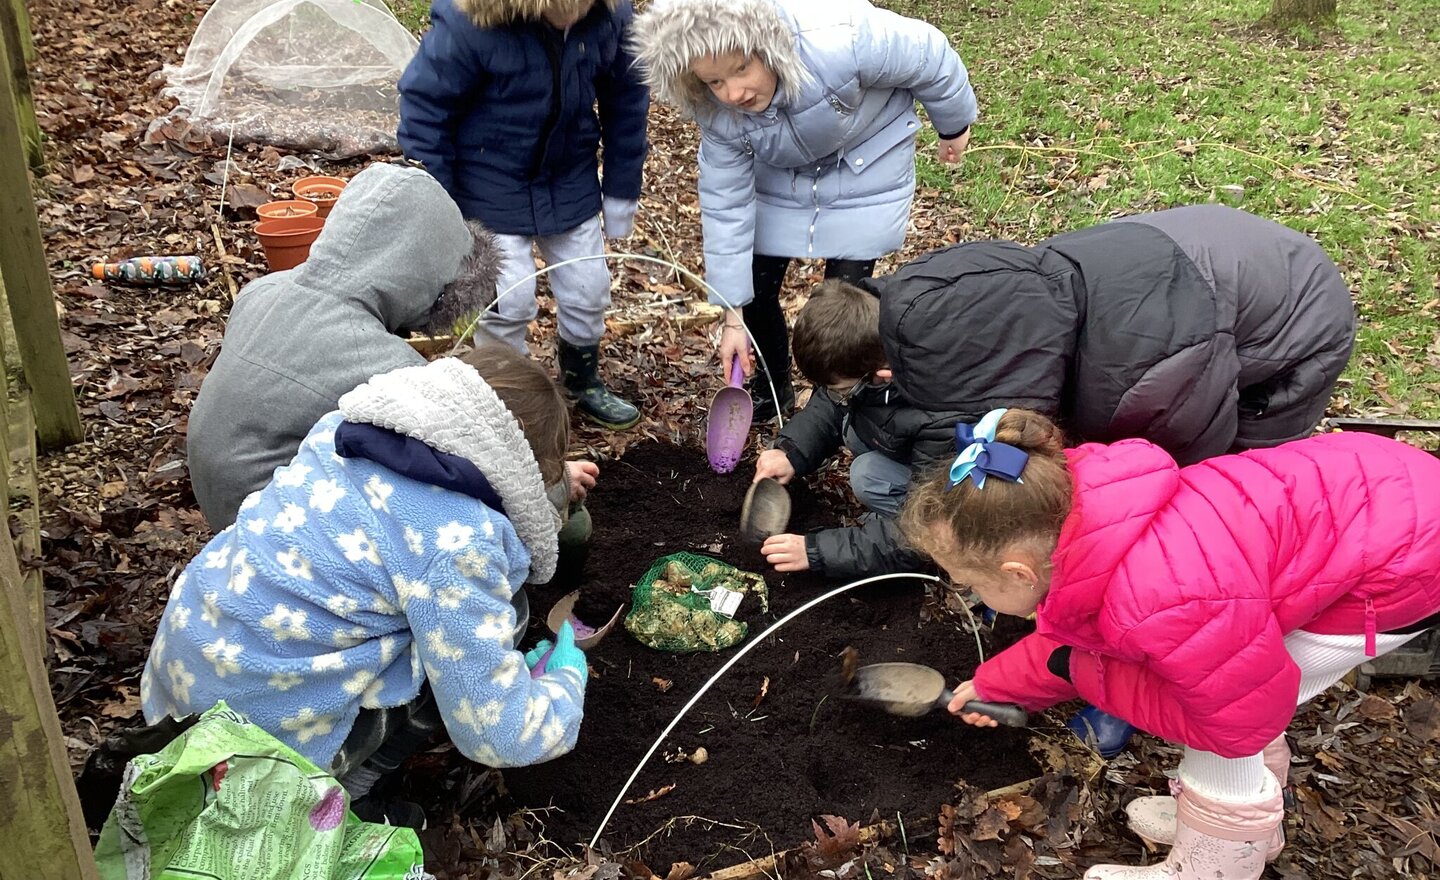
[1180,628,1426,799]
[485,215,610,351]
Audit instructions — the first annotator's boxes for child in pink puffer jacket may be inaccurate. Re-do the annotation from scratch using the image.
[900,407,1440,880]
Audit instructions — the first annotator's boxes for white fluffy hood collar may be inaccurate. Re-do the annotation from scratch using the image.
[339,358,559,583]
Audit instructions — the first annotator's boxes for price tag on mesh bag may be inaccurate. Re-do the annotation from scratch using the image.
[707,586,744,618]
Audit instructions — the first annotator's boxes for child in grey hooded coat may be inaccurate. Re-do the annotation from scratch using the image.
[187,164,501,531]
[631,0,977,419]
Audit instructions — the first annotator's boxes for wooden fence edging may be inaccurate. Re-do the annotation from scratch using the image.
[0,28,80,450]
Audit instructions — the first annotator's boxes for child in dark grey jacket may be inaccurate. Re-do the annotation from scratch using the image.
[754,205,1356,580]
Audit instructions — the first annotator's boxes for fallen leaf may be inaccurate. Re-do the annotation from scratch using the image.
[753,675,770,709]
[623,783,676,805]
[1407,696,1440,741]
[651,676,673,693]
[663,862,695,880]
[1355,693,1398,722]
[810,814,861,857]
[971,807,1008,841]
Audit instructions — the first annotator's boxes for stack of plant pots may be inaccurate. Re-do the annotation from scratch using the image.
[254,176,348,272]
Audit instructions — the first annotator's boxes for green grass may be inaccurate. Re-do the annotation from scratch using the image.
[896,0,1440,417]
[387,0,431,33]
[389,0,1440,417]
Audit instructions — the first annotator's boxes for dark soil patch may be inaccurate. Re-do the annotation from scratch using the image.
[502,441,1038,871]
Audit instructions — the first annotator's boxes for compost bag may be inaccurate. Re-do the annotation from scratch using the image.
[624,553,767,652]
[94,702,431,880]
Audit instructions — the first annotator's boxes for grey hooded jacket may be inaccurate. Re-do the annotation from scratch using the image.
[786,205,1356,578]
[188,164,493,530]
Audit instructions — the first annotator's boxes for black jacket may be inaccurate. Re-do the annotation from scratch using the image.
[781,205,1355,578]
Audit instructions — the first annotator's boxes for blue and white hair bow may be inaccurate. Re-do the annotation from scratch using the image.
[947,408,1030,490]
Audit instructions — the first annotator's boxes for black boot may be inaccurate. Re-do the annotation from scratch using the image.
[557,340,641,430]
[749,373,795,423]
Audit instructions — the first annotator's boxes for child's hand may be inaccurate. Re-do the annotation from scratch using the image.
[548,621,589,685]
[761,533,809,572]
[567,460,599,502]
[947,679,999,727]
[524,640,554,675]
[753,449,796,485]
[719,323,753,377]
[937,129,972,164]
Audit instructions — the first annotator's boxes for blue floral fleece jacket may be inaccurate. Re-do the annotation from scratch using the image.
[142,358,582,770]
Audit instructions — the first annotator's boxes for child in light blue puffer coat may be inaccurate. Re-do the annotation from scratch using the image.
[142,344,593,817]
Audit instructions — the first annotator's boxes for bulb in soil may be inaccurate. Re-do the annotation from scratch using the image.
[690,747,709,765]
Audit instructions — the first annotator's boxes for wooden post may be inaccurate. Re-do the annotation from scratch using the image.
[0,34,80,450]
[0,502,101,880]
[0,0,41,168]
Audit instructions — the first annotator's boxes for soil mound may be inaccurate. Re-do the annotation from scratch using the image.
[503,442,1037,869]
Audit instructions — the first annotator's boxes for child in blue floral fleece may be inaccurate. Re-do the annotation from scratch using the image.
[142,343,595,821]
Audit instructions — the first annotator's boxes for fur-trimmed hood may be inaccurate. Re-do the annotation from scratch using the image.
[630,0,812,116]
[457,0,618,29]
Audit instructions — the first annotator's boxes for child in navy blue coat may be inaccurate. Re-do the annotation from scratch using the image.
[399,0,650,431]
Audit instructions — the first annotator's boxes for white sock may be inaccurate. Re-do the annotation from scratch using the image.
[1179,749,1268,801]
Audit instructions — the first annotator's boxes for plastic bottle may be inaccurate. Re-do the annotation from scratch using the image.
[91,256,206,285]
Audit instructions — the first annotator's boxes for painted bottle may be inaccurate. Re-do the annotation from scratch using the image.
[91,255,206,285]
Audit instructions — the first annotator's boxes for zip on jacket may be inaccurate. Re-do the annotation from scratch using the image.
[529,27,565,179]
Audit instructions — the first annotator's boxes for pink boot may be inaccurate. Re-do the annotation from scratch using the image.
[1089,773,1283,880]
[1124,735,1290,858]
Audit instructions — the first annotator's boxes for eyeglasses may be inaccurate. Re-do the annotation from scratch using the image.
[817,377,867,407]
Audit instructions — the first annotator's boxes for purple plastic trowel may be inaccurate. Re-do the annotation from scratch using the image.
[706,357,752,474]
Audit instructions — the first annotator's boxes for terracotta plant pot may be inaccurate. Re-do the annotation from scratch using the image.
[255,215,325,271]
[292,176,347,219]
[256,199,319,220]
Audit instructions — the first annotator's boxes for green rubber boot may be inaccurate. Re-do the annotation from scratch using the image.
[554,502,592,585]
[557,340,641,430]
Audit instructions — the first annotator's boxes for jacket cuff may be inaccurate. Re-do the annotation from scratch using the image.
[936,124,970,141]
[972,633,1080,711]
[773,436,810,476]
[1047,645,1074,682]
[804,534,825,575]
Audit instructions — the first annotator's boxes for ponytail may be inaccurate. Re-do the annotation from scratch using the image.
[900,409,1072,566]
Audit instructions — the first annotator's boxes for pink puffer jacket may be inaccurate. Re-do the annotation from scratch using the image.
[972,432,1440,757]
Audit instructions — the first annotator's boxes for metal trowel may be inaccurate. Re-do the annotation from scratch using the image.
[845,662,1029,727]
[740,477,791,543]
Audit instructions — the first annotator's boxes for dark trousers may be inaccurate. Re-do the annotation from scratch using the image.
[744,256,877,390]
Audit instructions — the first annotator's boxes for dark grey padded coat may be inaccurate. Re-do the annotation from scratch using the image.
[781,205,1356,577]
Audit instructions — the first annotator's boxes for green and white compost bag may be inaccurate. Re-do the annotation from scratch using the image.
[95,702,431,880]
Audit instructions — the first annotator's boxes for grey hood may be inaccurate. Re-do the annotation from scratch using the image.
[188,163,499,531]
[293,164,478,334]
[630,0,812,116]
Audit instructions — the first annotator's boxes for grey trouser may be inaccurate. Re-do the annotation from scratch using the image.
[485,215,611,350]
[845,428,913,517]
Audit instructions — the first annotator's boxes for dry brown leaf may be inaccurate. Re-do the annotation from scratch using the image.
[839,646,860,687]
[971,807,1009,841]
[663,862,695,880]
[937,803,957,856]
[651,676,673,693]
[753,675,770,709]
[1407,696,1440,741]
[623,783,676,805]
[1381,813,1440,866]
[1355,693,1398,722]
[810,814,862,857]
